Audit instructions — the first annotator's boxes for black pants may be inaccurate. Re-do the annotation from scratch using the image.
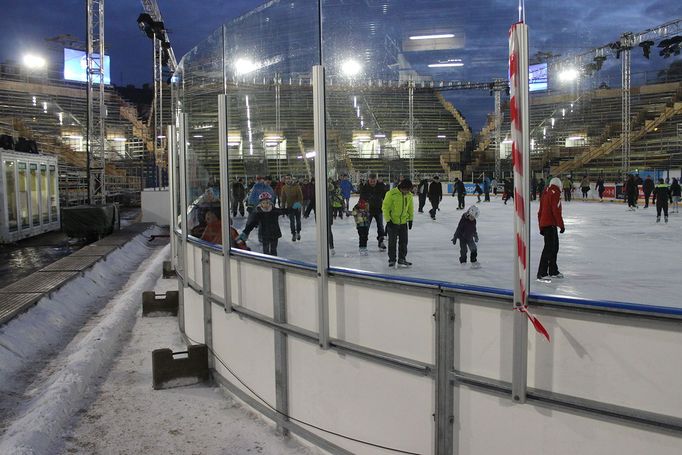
[537,226,559,278]
[418,193,427,212]
[232,200,245,217]
[386,222,408,262]
[459,238,477,263]
[627,192,637,208]
[429,198,440,218]
[289,208,301,234]
[368,212,385,242]
[457,194,465,209]
[357,226,369,248]
[484,190,490,202]
[656,200,669,218]
[531,189,537,201]
[263,238,278,256]
[304,200,315,218]
[564,189,571,201]
[582,187,589,198]
[598,188,604,199]
[644,192,652,207]
[246,208,263,243]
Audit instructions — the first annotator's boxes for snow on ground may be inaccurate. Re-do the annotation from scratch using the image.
[59,275,316,455]
[232,195,681,308]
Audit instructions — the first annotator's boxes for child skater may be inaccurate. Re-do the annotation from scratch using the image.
[474,183,483,203]
[351,199,371,255]
[238,192,288,256]
[451,206,480,268]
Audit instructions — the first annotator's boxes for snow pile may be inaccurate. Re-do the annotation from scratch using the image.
[0,243,168,454]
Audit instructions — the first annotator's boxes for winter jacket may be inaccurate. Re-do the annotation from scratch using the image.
[274,181,285,197]
[339,179,353,199]
[562,177,572,190]
[428,181,443,200]
[538,185,564,230]
[453,180,466,196]
[331,188,344,208]
[351,204,370,228]
[580,177,590,189]
[360,181,388,215]
[643,178,654,194]
[453,214,478,242]
[232,182,245,201]
[417,179,429,195]
[671,181,681,197]
[483,178,490,193]
[243,207,288,240]
[247,182,275,206]
[302,182,314,200]
[280,183,304,208]
[474,184,483,195]
[652,184,672,203]
[595,178,605,191]
[382,187,414,225]
[625,178,638,196]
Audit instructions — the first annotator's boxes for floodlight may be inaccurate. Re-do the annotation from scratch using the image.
[409,34,455,40]
[428,60,464,68]
[234,58,258,75]
[558,68,579,83]
[341,59,362,77]
[23,54,46,69]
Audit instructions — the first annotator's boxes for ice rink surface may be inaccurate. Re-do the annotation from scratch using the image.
[232,194,681,309]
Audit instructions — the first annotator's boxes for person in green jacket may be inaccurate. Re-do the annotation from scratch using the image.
[382,179,414,268]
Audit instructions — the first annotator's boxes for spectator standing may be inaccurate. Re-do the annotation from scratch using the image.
[417,176,429,213]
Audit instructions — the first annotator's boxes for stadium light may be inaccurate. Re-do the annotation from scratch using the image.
[428,60,464,68]
[341,59,362,77]
[23,54,46,69]
[234,58,259,75]
[409,34,454,40]
[558,68,579,83]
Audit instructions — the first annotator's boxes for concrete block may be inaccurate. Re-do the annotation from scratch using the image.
[162,261,177,278]
[142,290,179,317]
[152,344,209,390]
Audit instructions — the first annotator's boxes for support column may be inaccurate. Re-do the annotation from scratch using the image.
[218,94,233,312]
[273,268,289,435]
[167,125,177,269]
[201,250,213,368]
[178,114,189,287]
[435,294,455,454]
[313,65,330,349]
[494,89,502,180]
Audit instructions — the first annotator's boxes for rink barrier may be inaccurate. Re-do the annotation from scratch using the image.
[173,235,682,454]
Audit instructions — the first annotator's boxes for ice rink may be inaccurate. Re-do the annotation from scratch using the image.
[231,193,680,309]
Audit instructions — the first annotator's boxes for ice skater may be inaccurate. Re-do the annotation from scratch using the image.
[452,177,466,209]
[580,175,590,199]
[451,206,480,268]
[382,179,414,268]
[428,176,442,219]
[643,176,654,208]
[625,174,638,210]
[238,192,288,256]
[652,179,672,223]
[280,175,303,241]
[417,176,429,213]
[670,178,681,214]
[474,183,483,203]
[536,177,565,283]
[351,199,371,255]
[595,175,605,201]
[502,178,514,205]
[359,173,388,250]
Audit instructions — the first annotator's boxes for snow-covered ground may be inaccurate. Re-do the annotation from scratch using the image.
[232,195,681,308]
[0,233,313,455]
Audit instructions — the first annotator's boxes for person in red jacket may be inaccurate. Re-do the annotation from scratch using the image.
[537,177,565,283]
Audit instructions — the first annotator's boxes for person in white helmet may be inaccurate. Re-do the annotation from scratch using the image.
[451,205,480,268]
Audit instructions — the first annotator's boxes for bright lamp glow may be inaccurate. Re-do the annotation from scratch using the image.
[23,54,46,69]
[409,34,455,40]
[428,62,464,68]
[558,68,579,82]
[341,59,362,77]
[234,58,258,75]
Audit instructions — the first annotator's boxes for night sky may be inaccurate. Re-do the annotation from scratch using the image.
[0,0,678,89]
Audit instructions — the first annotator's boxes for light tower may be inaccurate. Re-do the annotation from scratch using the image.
[86,0,106,205]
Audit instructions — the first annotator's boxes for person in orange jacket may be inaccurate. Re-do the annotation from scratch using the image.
[536,177,565,283]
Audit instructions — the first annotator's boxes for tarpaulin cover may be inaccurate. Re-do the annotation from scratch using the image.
[62,205,119,238]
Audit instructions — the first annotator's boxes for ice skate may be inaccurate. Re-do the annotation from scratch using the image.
[665,216,668,223]
[470,262,481,269]
[536,276,552,283]
[330,248,335,256]
[296,232,301,240]
[656,216,660,223]
[292,233,297,241]
[397,259,412,268]
[378,240,387,251]
[359,247,368,256]
[388,260,396,268]
[549,272,564,279]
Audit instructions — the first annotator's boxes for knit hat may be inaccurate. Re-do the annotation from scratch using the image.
[398,179,413,189]
[259,192,272,200]
[550,177,562,188]
[357,199,368,208]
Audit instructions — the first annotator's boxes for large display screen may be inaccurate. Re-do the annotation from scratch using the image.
[529,62,548,92]
[63,48,110,84]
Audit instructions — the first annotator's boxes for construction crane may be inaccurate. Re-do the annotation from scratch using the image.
[138,0,178,187]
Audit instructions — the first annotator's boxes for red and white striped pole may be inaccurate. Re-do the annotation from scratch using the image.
[509,14,549,345]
